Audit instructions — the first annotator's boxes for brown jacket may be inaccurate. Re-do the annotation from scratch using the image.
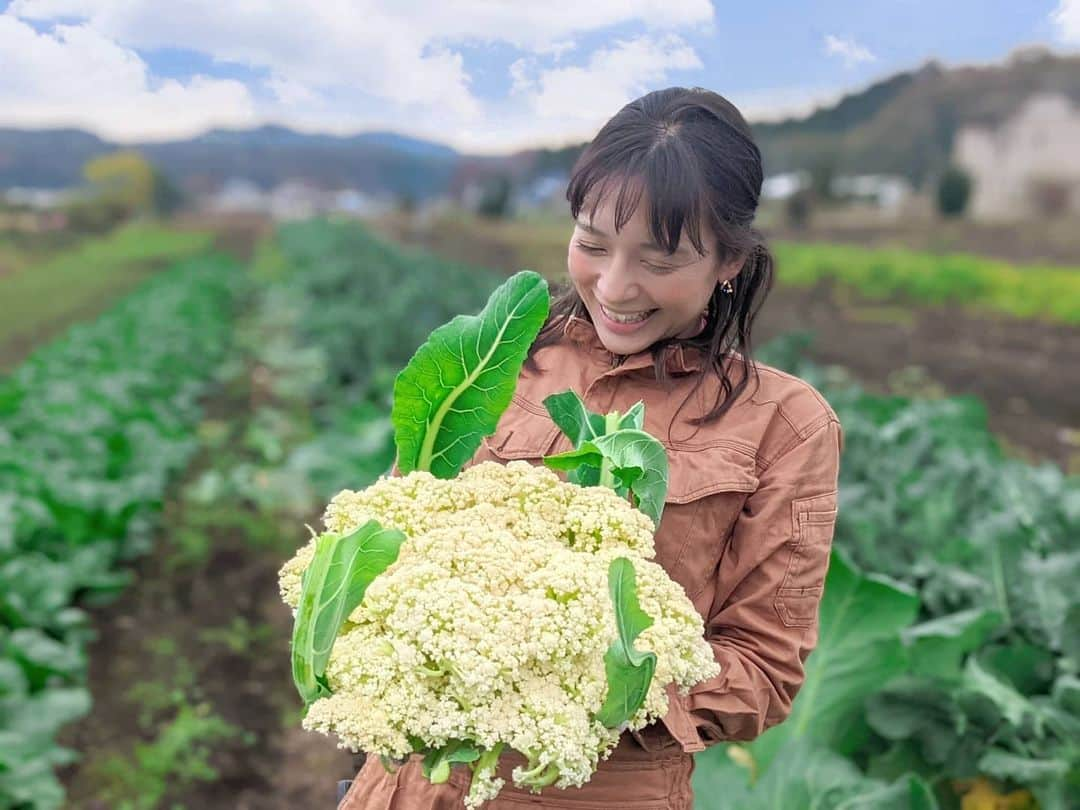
[338,313,842,808]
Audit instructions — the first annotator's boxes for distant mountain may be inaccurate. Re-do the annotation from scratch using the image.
[0,123,463,200]
[2,47,1078,198]
[513,47,1080,192]
[189,124,458,159]
[0,128,109,188]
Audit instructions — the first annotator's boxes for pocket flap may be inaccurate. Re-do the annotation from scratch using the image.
[665,443,759,504]
[482,394,562,460]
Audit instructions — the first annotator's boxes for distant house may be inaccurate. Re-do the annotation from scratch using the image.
[204,178,391,220]
[830,174,911,210]
[2,186,76,209]
[761,170,909,211]
[0,187,72,231]
[209,178,269,214]
[762,171,808,201]
[516,173,567,212]
[953,92,1080,221]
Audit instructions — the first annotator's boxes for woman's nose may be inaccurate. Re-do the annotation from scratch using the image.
[595,254,639,303]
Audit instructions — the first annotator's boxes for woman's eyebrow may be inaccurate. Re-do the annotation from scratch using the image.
[575,220,691,255]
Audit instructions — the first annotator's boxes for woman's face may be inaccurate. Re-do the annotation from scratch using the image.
[567,189,742,356]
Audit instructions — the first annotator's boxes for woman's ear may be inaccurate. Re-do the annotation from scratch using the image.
[717,252,746,283]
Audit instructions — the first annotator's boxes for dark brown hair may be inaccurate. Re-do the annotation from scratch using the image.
[525,86,774,432]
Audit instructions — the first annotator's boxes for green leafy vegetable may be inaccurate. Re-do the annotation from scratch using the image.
[392,270,549,478]
[595,556,657,728]
[542,391,667,526]
[749,548,919,769]
[291,521,405,706]
[420,739,482,783]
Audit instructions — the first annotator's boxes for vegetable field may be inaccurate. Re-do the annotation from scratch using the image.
[2,218,1077,809]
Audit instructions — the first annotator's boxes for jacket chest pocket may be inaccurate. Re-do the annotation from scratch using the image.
[653,445,759,601]
[465,394,564,470]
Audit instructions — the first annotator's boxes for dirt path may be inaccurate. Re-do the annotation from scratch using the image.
[56,503,354,809]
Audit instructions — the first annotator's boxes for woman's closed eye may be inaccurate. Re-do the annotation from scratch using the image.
[574,241,678,273]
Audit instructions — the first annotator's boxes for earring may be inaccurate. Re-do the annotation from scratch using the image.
[720,279,734,295]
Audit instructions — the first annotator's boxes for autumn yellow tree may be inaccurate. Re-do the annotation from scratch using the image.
[68,150,182,231]
[83,150,157,214]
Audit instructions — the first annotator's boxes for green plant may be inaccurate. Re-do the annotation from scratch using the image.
[0,249,238,808]
[92,703,249,810]
[936,165,972,218]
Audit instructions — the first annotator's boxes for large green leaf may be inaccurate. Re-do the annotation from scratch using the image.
[750,548,920,769]
[865,677,970,767]
[291,520,405,706]
[693,737,939,810]
[901,607,1003,679]
[392,270,549,478]
[595,557,657,728]
[543,391,643,445]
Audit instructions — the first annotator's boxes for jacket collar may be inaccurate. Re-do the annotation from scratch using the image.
[560,313,707,377]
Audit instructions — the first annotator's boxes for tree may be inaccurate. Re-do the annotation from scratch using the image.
[150,167,185,215]
[80,150,184,218]
[785,188,814,230]
[82,150,157,214]
[808,158,838,203]
[936,165,972,218]
[476,174,512,219]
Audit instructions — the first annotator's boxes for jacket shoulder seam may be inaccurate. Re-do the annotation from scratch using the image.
[759,414,839,470]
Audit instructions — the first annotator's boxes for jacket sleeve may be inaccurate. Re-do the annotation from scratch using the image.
[658,416,843,748]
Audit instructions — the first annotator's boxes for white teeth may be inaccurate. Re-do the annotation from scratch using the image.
[602,305,653,323]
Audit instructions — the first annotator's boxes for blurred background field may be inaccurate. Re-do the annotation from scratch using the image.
[2,6,1080,810]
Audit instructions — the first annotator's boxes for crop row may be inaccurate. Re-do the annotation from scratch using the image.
[0,251,240,808]
[708,335,1080,809]
[773,241,1080,325]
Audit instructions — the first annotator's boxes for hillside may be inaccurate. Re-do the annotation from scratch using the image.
[752,47,1080,187]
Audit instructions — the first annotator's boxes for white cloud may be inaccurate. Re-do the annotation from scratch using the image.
[823,34,877,68]
[1051,0,1080,43]
[0,0,714,150]
[519,34,703,121]
[0,16,256,141]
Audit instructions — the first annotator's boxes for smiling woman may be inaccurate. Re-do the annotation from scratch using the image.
[335,86,843,810]
[527,86,775,429]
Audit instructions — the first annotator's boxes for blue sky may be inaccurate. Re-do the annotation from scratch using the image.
[0,1,1076,154]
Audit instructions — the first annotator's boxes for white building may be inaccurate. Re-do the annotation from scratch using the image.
[761,171,808,201]
[209,178,269,214]
[830,174,911,210]
[953,92,1080,222]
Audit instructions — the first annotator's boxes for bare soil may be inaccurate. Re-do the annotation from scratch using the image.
[754,279,1080,472]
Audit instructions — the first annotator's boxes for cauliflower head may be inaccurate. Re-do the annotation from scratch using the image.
[278,460,719,808]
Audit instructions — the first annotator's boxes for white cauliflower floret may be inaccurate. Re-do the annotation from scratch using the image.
[278,460,718,809]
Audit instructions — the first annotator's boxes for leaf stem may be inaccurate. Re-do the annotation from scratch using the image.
[598,411,620,489]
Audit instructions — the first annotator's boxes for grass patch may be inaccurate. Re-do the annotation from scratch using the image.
[774,240,1080,325]
[0,220,215,371]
